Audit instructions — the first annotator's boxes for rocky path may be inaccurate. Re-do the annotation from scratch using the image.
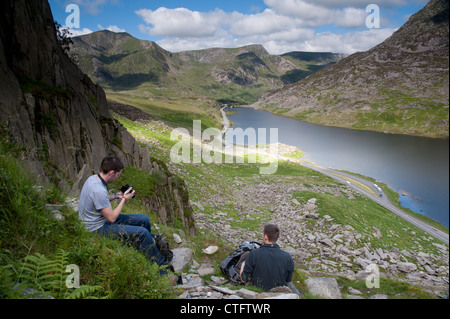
[190,176,449,298]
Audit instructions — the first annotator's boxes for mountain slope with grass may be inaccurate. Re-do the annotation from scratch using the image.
[72,30,177,88]
[71,31,343,105]
[252,0,449,138]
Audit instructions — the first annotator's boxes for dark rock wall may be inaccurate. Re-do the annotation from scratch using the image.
[0,0,196,235]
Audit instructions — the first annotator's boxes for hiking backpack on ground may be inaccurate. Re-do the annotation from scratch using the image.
[220,241,261,283]
[152,234,174,264]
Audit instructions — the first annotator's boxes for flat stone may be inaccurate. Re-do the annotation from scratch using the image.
[176,275,204,290]
[238,288,259,299]
[210,286,236,295]
[264,293,300,299]
[197,263,215,276]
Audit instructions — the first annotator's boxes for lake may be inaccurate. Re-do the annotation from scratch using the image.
[225,107,449,228]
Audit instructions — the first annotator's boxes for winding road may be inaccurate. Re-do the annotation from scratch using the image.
[219,107,449,245]
[300,162,449,245]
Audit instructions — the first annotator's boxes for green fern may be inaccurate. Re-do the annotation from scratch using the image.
[66,285,104,299]
[17,249,104,299]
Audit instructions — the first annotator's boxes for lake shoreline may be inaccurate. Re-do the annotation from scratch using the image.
[234,105,450,140]
[223,107,449,230]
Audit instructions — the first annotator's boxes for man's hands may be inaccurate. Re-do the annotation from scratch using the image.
[103,187,136,223]
[122,187,135,201]
[116,187,135,201]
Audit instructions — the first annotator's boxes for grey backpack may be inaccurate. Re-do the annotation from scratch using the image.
[220,241,261,283]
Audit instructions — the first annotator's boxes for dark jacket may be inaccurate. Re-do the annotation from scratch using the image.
[241,244,294,291]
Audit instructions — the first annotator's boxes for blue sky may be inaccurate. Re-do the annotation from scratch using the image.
[49,0,428,55]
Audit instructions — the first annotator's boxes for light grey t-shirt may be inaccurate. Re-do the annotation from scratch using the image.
[78,175,111,232]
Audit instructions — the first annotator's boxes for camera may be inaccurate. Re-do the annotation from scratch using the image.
[120,184,136,198]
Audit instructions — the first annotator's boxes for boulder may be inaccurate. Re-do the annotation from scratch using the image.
[171,248,194,272]
[397,262,418,273]
[319,238,334,247]
[348,287,363,295]
[306,277,342,299]
[203,246,219,255]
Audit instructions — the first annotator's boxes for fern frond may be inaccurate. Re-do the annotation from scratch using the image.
[66,285,104,299]
[18,250,70,297]
[16,250,106,299]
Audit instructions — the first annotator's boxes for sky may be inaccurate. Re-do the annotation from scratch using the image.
[49,0,429,55]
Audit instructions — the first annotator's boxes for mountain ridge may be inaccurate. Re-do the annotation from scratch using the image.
[71,31,344,105]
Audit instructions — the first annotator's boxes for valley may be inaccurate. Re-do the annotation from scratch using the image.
[1,0,448,301]
[110,101,449,298]
[70,0,449,139]
[70,0,449,298]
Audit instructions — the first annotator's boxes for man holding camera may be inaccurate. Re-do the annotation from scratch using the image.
[78,155,168,274]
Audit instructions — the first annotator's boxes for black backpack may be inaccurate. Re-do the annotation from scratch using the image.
[152,234,174,264]
[220,241,261,283]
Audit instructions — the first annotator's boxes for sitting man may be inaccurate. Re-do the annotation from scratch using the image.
[241,224,301,295]
[78,155,169,275]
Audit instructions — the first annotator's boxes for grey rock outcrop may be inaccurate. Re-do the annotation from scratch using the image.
[0,0,196,235]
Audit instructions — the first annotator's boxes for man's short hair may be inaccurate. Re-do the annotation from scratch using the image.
[264,224,280,243]
[101,155,124,174]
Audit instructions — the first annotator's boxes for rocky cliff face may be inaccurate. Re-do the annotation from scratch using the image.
[0,0,196,235]
[252,0,449,138]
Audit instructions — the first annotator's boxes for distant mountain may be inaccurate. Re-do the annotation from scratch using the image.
[252,0,449,138]
[71,31,343,105]
[71,30,176,88]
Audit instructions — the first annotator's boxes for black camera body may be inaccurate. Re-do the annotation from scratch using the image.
[120,184,136,198]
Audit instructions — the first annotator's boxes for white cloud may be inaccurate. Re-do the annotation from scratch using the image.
[135,1,402,55]
[230,9,293,36]
[135,7,228,37]
[263,0,335,26]
[67,27,94,37]
[263,0,369,28]
[152,28,396,56]
[336,7,367,28]
[98,24,126,33]
[266,0,409,10]
[298,28,397,54]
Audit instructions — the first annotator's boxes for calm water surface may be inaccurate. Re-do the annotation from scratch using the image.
[225,107,449,228]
